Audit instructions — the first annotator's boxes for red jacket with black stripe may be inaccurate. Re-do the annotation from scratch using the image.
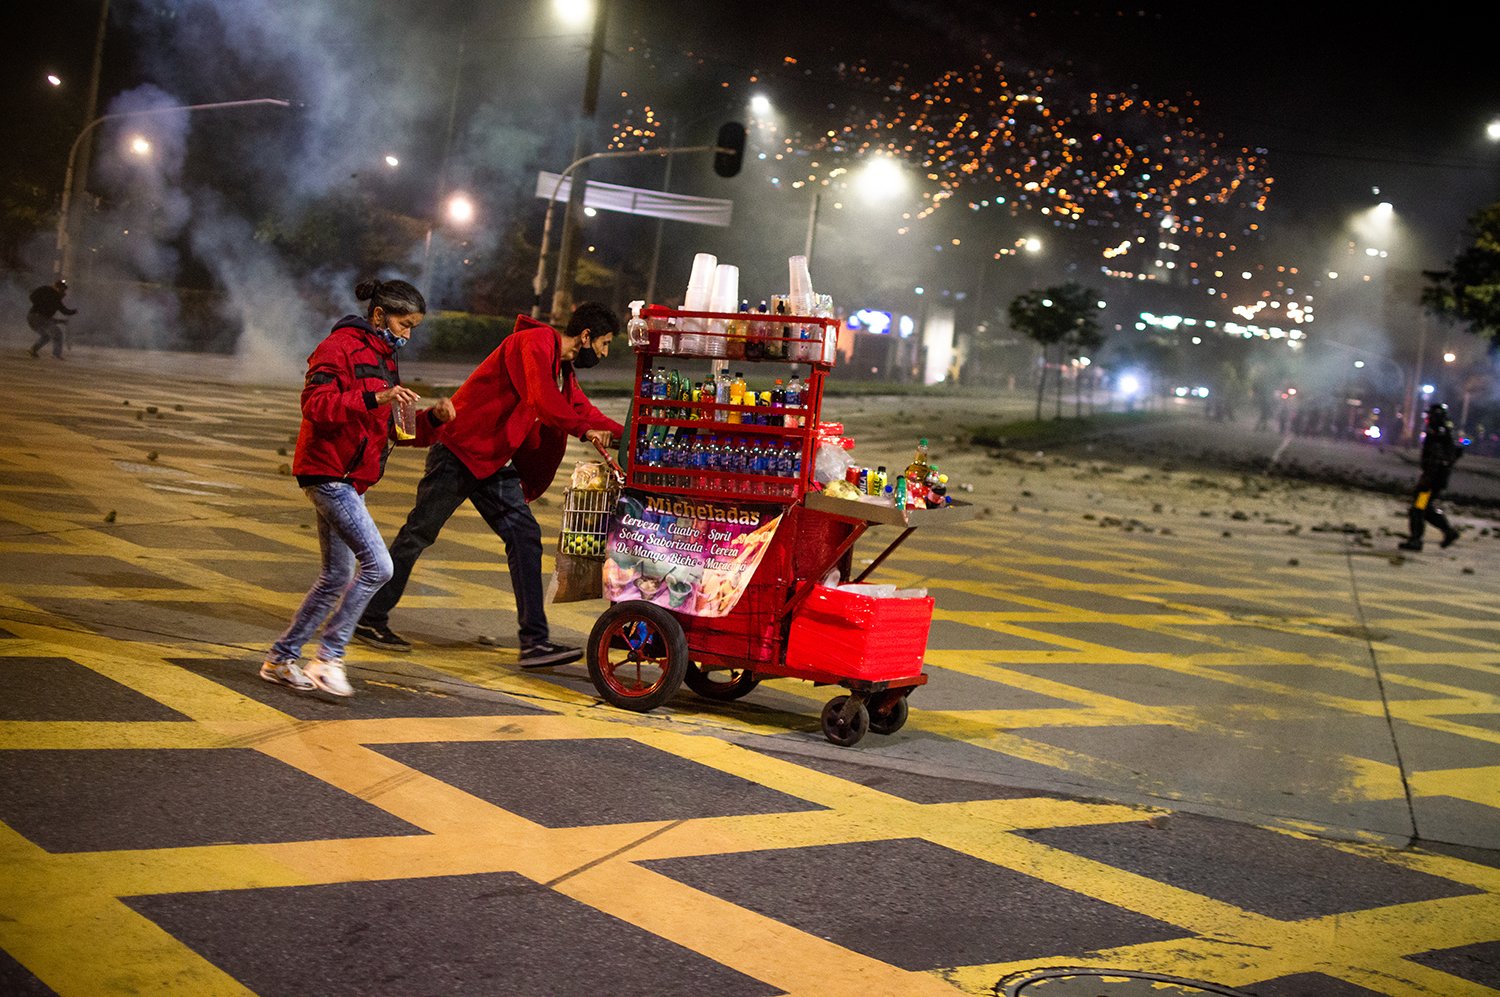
[437,315,624,500]
[292,316,437,493]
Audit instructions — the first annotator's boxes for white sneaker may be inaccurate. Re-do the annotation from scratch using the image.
[305,657,354,697]
[260,660,316,691]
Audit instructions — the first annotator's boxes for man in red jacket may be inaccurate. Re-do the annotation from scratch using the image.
[355,302,623,667]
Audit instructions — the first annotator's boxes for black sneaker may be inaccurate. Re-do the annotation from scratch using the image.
[353,623,411,651]
[518,641,582,669]
[1397,539,1423,551]
[1441,528,1460,549]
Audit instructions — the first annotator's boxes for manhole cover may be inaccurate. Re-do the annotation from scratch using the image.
[998,967,1253,996]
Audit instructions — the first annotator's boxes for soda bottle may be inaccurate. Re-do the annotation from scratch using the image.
[904,437,931,484]
[785,374,804,428]
[693,428,711,488]
[755,300,772,359]
[728,371,746,423]
[634,426,650,474]
[772,299,790,360]
[770,379,785,427]
[869,465,887,496]
[727,301,748,360]
[742,300,763,360]
[787,442,803,494]
[758,391,772,427]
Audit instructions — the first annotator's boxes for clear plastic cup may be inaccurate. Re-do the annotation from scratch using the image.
[394,399,416,440]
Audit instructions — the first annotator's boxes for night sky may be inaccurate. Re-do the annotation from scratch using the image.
[4,0,1497,349]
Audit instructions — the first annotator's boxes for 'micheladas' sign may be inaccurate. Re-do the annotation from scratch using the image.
[603,489,781,617]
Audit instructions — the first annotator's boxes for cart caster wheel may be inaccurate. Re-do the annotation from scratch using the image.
[684,663,761,701]
[868,694,909,736]
[586,600,688,712]
[820,695,870,747]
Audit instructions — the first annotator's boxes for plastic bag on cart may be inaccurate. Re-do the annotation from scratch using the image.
[814,438,855,484]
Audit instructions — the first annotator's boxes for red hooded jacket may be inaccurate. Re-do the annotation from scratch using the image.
[437,315,623,500]
[292,316,438,493]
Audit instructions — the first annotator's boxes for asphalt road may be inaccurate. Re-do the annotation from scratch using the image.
[3,343,1498,996]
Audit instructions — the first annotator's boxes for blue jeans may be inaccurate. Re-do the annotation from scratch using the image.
[268,482,393,664]
[360,443,549,649]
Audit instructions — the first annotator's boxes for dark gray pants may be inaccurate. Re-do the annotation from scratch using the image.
[361,444,548,649]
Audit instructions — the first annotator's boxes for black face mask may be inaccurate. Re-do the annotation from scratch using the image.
[573,343,602,369]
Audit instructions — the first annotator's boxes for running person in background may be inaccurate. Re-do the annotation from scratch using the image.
[261,278,455,695]
[27,278,76,359]
[355,302,622,668]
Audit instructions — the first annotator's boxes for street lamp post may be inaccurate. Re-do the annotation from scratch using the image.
[550,0,609,323]
[531,141,733,320]
[54,98,292,277]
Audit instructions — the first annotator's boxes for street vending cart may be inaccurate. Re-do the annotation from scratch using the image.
[585,304,970,746]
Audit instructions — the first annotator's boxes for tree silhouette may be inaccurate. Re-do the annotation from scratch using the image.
[1423,202,1500,346]
[1008,282,1103,419]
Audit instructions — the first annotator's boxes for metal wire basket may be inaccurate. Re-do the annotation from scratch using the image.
[559,478,618,559]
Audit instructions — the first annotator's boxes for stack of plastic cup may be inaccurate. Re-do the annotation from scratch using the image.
[788,255,816,361]
[681,252,717,354]
[706,263,738,358]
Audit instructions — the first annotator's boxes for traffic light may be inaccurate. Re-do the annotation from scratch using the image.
[714,121,746,178]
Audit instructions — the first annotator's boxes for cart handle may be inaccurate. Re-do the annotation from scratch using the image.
[590,436,627,487]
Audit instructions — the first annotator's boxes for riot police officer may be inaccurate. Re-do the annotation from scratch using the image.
[1398,402,1466,551]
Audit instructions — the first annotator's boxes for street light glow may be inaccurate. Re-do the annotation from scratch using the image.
[384,154,399,168]
[1444,351,1457,363]
[1487,118,1500,142]
[1023,237,1042,253]
[46,74,62,87]
[552,0,592,27]
[129,135,151,156]
[855,155,907,200]
[749,93,772,115]
[447,193,475,224]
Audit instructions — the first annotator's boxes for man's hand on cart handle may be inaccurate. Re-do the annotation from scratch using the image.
[585,431,627,486]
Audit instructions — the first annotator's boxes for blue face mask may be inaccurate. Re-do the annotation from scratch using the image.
[377,325,407,351]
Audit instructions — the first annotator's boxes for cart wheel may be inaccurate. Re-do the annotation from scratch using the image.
[586,600,688,712]
[683,663,761,702]
[820,695,870,747]
[868,694,909,736]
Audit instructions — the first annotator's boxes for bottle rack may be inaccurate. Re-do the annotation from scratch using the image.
[626,305,834,503]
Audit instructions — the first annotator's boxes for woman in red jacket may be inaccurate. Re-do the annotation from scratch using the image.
[261,278,454,696]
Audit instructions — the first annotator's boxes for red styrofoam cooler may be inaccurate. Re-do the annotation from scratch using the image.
[784,585,934,680]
